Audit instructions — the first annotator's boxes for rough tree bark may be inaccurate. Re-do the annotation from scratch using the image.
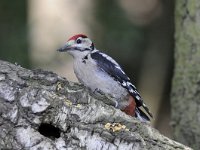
[0,60,190,150]
[171,0,200,149]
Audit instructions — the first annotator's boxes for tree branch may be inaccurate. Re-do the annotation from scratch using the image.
[0,60,191,150]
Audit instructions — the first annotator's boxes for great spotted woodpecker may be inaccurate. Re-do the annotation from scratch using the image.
[57,34,153,121]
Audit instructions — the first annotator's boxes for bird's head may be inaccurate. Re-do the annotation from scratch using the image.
[57,34,95,58]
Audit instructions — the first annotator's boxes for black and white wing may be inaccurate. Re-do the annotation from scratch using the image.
[90,51,152,119]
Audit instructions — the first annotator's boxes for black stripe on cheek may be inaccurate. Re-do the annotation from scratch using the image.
[74,47,91,51]
[90,43,94,50]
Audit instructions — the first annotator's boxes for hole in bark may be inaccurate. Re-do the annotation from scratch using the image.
[38,123,61,139]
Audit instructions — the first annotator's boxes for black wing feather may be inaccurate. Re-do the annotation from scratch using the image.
[91,52,129,82]
[91,52,141,103]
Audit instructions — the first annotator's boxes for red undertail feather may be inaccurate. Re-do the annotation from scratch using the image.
[122,96,136,116]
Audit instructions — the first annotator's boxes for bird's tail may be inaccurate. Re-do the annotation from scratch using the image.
[135,107,152,122]
[141,102,153,118]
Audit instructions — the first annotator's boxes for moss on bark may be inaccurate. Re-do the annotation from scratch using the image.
[171,0,200,149]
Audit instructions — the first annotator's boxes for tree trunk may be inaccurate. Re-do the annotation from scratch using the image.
[0,60,190,150]
[171,0,200,149]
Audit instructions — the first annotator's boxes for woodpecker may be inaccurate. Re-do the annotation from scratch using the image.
[57,34,153,121]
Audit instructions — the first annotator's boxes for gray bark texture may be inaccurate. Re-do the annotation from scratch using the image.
[0,60,191,150]
[171,0,200,149]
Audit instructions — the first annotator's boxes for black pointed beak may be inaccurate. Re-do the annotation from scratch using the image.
[57,47,65,52]
[57,45,72,52]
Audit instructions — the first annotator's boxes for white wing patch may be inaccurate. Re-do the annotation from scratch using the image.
[122,81,127,86]
[135,95,140,100]
[129,89,134,93]
[99,53,118,66]
[115,66,126,75]
[127,81,136,89]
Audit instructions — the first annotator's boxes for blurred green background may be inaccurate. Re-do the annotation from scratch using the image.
[0,0,174,137]
[0,0,29,67]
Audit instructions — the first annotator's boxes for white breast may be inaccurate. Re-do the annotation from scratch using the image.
[73,57,128,100]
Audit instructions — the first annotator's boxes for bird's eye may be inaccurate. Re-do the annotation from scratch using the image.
[76,39,82,44]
